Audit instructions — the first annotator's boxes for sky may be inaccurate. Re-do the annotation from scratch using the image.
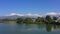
[0,0,60,16]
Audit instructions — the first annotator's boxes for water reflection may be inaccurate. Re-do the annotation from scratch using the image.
[46,24,60,32]
[0,22,60,34]
[16,24,60,32]
[46,24,52,32]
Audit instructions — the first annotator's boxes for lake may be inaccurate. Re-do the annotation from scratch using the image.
[0,22,60,34]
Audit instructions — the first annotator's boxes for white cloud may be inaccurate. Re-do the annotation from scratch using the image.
[59,13,60,15]
[26,13,32,16]
[45,12,60,16]
[44,12,60,17]
[4,12,60,17]
[25,13,42,17]
[33,14,42,17]
[5,13,42,17]
[45,12,58,16]
[5,13,24,16]
[10,13,17,15]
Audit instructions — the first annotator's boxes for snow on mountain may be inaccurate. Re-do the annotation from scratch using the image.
[1,12,60,19]
[25,13,42,17]
[45,12,57,16]
[0,13,42,19]
[44,12,60,17]
[5,13,42,17]
[5,13,24,16]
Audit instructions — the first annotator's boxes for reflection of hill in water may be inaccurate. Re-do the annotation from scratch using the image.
[45,24,60,32]
[0,22,60,32]
[16,24,60,32]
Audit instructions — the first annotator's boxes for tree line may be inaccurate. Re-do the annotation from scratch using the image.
[0,15,59,24]
[16,15,60,24]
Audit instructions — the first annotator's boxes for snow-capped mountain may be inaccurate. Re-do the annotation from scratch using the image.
[44,12,60,17]
[5,13,42,17]
[5,13,24,16]
[0,13,42,19]
[0,12,60,19]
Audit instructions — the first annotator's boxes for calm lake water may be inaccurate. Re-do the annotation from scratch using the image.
[0,22,60,34]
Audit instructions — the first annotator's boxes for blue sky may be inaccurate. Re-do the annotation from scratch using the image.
[0,0,60,15]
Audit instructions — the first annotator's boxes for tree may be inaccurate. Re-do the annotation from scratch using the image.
[45,15,52,23]
[36,17,44,23]
[16,18,24,24]
[24,18,34,24]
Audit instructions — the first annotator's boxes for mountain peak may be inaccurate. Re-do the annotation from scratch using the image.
[5,13,24,16]
[5,13,42,17]
[44,12,60,17]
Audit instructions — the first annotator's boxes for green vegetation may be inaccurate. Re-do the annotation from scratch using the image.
[0,18,16,22]
[16,18,24,24]
[24,18,34,24]
[16,18,36,24]
[16,15,60,24]
[0,15,60,24]
[46,24,52,32]
[16,17,44,24]
[45,15,53,23]
[36,17,44,24]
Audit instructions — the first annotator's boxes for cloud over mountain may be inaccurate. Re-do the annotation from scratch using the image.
[45,12,60,17]
[5,13,24,16]
[5,13,42,17]
[2,12,60,18]
[45,12,60,15]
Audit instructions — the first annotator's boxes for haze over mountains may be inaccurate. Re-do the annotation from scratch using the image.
[0,13,42,19]
[5,13,42,17]
[0,12,60,19]
[45,12,60,17]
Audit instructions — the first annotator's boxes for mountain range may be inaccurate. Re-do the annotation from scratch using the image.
[0,12,60,19]
[0,13,42,19]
